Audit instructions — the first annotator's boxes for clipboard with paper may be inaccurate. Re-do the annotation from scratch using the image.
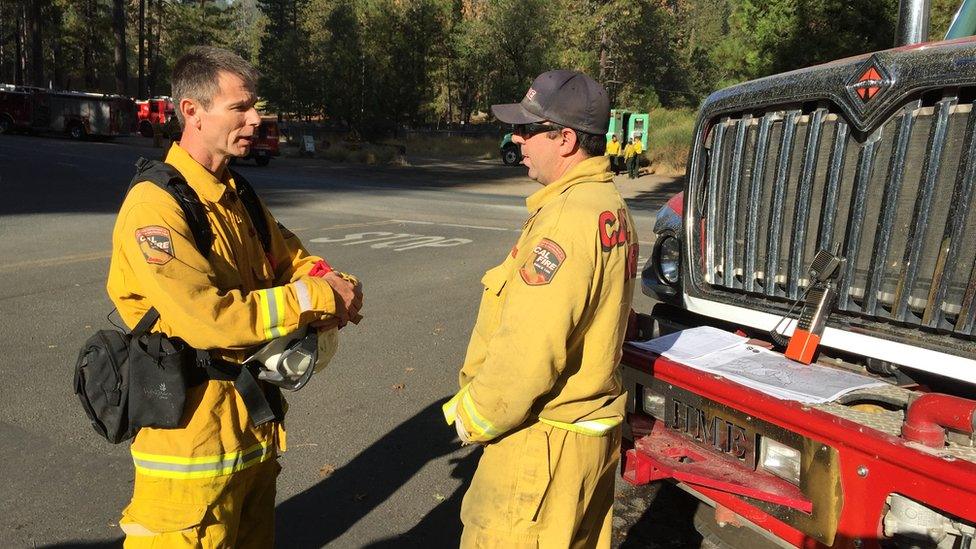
[631,326,886,404]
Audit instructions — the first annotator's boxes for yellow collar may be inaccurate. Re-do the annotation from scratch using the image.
[164,144,231,203]
[525,156,611,213]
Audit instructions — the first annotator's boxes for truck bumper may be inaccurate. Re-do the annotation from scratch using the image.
[621,313,976,548]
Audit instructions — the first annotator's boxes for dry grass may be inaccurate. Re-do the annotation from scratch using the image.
[645,108,697,175]
[282,133,498,164]
[317,142,398,164]
[392,133,499,160]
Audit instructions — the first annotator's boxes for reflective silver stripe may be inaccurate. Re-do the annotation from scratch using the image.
[132,444,272,474]
[266,288,283,338]
[295,279,313,313]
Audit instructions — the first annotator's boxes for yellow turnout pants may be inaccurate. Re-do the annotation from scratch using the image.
[120,458,280,548]
[460,422,621,549]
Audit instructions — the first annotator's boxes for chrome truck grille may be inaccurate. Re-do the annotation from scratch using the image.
[698,95,976,342]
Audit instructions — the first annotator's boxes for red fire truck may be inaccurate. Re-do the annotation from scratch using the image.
[0,84,33,133]
[135,97,176,137]
[243,117,280,166]
[621,1,976,548]
[0,85,136,139]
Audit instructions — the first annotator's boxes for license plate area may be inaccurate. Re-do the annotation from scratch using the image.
[664,388,758,469]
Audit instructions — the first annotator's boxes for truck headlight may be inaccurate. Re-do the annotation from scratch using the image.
[759,437,802,485]
[642,386,666,419]
[654,234,681,286]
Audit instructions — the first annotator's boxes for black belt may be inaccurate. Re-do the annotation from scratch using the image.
[193,350,284,427]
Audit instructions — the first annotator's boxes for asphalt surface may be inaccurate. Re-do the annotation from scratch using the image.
[0,133,698,548]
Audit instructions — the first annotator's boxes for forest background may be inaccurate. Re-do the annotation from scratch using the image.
[0,0,967,168]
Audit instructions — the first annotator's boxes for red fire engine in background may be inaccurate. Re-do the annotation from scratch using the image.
[0,84,136,139]
[621,0,976,548]
[241,117,280,167]
[135,97,176,137]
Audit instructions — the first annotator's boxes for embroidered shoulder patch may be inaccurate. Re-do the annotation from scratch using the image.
[519,238,566,286]
[135,226,175,265]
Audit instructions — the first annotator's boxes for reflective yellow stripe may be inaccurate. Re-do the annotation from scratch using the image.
[461,390,501,438]
[442,388,464,425]
[256,287,287,340]
[272,287,286,336]
[539,416,621,437]
[443,384,501,439]
[131,442,274,479]
[444,384,620,439]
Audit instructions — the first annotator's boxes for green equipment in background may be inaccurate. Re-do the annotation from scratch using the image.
[606,109,648,150]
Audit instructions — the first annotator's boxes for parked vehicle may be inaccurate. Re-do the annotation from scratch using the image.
[620,1,976,548]
[242,117,280,167]
[0,84,34,133]
[607,109,649,150]
[135,97,176,137]
[500,132,522,165]
[0,85,136,139]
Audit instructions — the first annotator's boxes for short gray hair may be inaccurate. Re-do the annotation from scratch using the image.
[170,46,258,125]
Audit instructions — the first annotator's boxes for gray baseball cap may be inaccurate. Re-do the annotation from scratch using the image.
[491,70,610,134]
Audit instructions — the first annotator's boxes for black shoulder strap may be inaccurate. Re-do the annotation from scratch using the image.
[228,168,272,254]
[128,157,214,259]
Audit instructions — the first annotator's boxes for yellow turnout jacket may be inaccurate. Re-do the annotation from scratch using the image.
[444,155,638,442]
[107,144,340,479]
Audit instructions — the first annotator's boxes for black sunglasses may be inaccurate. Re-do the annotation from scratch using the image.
[513,122,564,137]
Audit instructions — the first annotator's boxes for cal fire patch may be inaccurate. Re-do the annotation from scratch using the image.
[135,226,175,265]
[519,238,565,286]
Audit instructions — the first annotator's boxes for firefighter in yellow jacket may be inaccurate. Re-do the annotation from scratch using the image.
[605,134,622,176]
[107,47,363,547]
[445,70,637,548]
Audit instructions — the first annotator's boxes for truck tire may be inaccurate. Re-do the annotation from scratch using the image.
[693,502,781,549]
[0,115,13,134]
[67,122,86,140]
[502,145,521,166]
[139,121,153,138]
[255,156,271,167]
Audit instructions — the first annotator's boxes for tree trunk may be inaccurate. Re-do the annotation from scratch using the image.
[0,2,8,83]
[112,0,127,95]
[15,2,25,86]
[148,0,163,96]
[29,0,44,87]
[51,2,64,89]
[146,0,155,95]
[83,0,96,88]
[138,0,146,98]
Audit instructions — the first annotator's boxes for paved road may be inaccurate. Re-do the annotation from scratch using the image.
[0,134,696,548]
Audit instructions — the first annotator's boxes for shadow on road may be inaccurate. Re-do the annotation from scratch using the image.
[615,482,703,548]
[624,174,685,213]
[0,134,526,217]
[41,539,122,548]
[275,399,478,548]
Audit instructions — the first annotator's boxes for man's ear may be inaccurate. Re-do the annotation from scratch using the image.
[180,99,202,130]
[559,128,580,156]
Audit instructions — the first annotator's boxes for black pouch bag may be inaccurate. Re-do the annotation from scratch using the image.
[74,328,135,444]
[74,308,193,443]
[127,330,194,430]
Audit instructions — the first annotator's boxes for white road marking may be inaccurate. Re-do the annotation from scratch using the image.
[309,231,472,252]
[392,219,518,232]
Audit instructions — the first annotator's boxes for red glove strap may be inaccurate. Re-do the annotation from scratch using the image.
[309,259,334,278]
